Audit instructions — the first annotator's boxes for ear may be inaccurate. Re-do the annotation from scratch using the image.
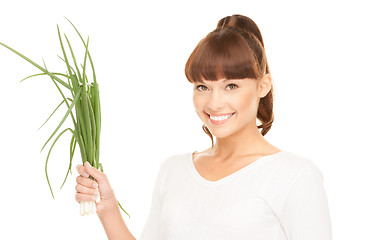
[257,74,272,98]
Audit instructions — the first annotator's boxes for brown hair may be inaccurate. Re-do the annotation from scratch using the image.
[185,14,274,148]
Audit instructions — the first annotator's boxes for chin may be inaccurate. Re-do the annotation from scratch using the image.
[205,127,234,139]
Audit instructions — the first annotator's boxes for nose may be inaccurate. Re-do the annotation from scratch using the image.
[207,90,224,112]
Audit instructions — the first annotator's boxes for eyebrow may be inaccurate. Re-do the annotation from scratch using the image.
[195,79,242,84]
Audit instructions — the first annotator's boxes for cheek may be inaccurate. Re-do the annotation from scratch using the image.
[193,95,209,122]
[193,94,203,111]
[236,92,257,113]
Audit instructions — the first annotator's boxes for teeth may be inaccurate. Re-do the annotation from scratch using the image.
[209,113,233,121]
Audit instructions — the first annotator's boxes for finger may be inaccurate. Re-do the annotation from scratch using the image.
[76,164,89,178]
[75,184,100,196]
[76,175,98,189]
[75,192,98,203]
[84,161,106,183]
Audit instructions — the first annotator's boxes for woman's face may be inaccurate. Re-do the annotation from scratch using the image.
[192,76,270,139]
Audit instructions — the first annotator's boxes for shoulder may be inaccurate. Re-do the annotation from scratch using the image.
[258,150,326,194]
[275,150,315,167]
[157,151,191,173]
[257,150,322,182]
[270,150,323,179]
[259,150,326,211]
[151,152,191,190]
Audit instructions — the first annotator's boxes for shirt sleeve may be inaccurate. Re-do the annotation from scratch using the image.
[279,164,333,240]
[139,162,167,240]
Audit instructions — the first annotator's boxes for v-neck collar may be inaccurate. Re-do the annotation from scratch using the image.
[185,150,285,188]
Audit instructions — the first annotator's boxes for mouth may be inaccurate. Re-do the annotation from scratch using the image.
[205,112,235,125]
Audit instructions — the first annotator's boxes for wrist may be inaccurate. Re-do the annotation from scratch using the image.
[97,197,119,218]
[97,198,134,240]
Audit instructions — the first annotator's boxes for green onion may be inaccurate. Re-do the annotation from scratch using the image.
[0,17,129,218]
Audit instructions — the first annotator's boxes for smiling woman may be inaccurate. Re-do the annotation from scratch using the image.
[138,14,333,240]
[185,15,274,147]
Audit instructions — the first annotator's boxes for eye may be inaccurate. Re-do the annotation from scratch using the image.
[196,85,208,91]
[226,83,238,90]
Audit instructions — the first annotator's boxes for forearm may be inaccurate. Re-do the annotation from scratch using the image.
[98,200,136,240]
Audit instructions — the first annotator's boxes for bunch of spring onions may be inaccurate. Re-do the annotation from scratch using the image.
[0,18,129,218]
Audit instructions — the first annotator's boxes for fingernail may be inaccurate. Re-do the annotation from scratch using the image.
[82,172,89,178]
[93,182,98,188]
[85,161,90,167]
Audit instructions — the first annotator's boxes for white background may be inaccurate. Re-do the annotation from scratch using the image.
[0,0,365,239]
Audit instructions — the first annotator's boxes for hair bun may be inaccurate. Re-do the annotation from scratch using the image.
[217,15,264,46]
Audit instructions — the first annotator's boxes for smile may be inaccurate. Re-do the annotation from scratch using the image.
[206,112,235,125]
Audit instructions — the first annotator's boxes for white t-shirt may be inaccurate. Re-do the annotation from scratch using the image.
[139,150,332,240]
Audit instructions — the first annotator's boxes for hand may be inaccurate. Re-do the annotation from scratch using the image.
[75,162,118,216]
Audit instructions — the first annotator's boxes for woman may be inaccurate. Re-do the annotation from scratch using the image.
[75,14,332,239]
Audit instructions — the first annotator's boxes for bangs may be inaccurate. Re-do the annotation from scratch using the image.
[185,28,262,83]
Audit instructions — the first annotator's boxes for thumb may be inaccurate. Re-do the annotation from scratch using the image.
[84,161,105,183]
